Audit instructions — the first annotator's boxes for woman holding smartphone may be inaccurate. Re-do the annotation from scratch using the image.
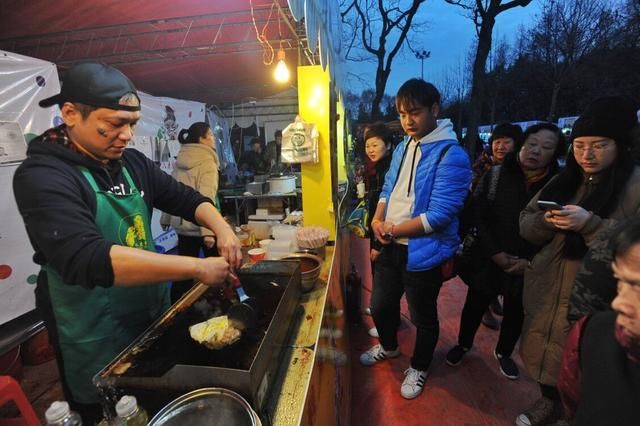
[517,96,640,426]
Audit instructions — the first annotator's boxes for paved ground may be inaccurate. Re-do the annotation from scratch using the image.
[349,237,538,426]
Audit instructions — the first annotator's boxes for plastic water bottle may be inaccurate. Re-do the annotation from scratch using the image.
[45,401,82,425]
[115,395,148,426]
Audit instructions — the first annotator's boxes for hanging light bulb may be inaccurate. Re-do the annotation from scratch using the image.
[274,47,290,83]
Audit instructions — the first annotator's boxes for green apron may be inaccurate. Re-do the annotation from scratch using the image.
[45,166,170,403]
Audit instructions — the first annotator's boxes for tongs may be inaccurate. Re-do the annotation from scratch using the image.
[225,272,257,329]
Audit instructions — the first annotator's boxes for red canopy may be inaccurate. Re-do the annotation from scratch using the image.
[0,0,306,106]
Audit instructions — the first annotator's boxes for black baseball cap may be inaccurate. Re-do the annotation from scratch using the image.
[39,62,141,111]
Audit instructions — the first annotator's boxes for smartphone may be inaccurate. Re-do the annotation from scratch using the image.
[537,200,564,211]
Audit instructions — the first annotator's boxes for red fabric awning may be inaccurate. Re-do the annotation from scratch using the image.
[0,0,304,106]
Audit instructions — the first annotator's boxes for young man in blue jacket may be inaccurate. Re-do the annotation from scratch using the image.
[360,79,471,399]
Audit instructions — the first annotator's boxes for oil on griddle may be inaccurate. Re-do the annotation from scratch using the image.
[119,274,287,377]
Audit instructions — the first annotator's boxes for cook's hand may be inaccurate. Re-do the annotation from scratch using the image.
[196,257,230,286]
[216,227,243,269]
[545,205,592,231]
[370,248,380,262]
[203,235,216,249]
[491,252,518,270]
[504,258,529,275]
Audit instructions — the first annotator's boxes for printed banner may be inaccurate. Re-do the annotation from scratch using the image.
[132,92,206,253]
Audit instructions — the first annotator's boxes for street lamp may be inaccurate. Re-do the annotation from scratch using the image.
[415,50,431,80]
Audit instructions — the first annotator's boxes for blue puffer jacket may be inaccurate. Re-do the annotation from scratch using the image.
[380,120,471,271]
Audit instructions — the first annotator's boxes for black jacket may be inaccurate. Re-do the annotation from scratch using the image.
[470,153,558,292]
[13,126,211,289]
[366,156,391,250]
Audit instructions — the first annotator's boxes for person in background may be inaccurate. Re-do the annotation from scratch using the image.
[558,215,640,426]
[362,122,393,338]
[12,62,241,424]
[463,123,525,330]
[446,123,565,381]
[161,122,220,303]
[239,137,267,175]
[471,123,523,188]
[517,96,640,426]
[359,79,471,400]
[231,138,243,164]
[265,129,284,174]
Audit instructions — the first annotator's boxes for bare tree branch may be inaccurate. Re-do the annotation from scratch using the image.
[341,0,426,120]
[443,0,533,158]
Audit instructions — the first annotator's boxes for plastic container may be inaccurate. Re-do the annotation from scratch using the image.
[258,239,273,249]
[246,221,275,240]
[115,395,148,426]
[45,401,83,425]
[271,224,297,242]
[266,239,294,260]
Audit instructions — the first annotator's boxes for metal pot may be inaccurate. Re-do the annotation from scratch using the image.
[266,175,296,194]
[281,253,322,292]
[149,388,261,426]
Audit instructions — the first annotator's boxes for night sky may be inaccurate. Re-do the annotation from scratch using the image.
[345,0,543,96]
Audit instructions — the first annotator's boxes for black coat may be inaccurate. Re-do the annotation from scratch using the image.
[465,153,558,294]
[366,156,391,250]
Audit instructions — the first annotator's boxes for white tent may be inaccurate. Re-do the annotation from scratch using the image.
[0,50,60,325]
[218,88,299,146]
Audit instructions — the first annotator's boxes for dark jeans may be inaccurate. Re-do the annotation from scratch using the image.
[172,234,218,303]
[458,272,524,357]
[370,244,443,371]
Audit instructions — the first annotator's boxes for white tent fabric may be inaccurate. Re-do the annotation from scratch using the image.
[0,50,60,324]
[220,88,298,131]
[0,50,60,139]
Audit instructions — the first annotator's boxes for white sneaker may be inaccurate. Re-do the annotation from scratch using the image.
[359,344,400,366]
[364,306,372,315]
[367,327,379,338]
[400,367,428,399]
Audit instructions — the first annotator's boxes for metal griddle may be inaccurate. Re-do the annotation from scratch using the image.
[93,260,302,418]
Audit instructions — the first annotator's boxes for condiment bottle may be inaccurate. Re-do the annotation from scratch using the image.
[115,395,148,426]
[45,401,82,426]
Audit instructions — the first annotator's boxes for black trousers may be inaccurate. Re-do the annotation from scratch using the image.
[370,244,443,371]
[457,272,524,356]
[171,234,218,303]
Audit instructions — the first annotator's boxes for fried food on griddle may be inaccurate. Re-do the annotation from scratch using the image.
[189,315,241,350]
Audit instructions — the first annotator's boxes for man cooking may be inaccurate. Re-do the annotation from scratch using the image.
[12,62,242,424]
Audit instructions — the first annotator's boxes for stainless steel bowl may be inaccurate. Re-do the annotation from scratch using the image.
[148,388,260,426]
[282,253,322,292]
